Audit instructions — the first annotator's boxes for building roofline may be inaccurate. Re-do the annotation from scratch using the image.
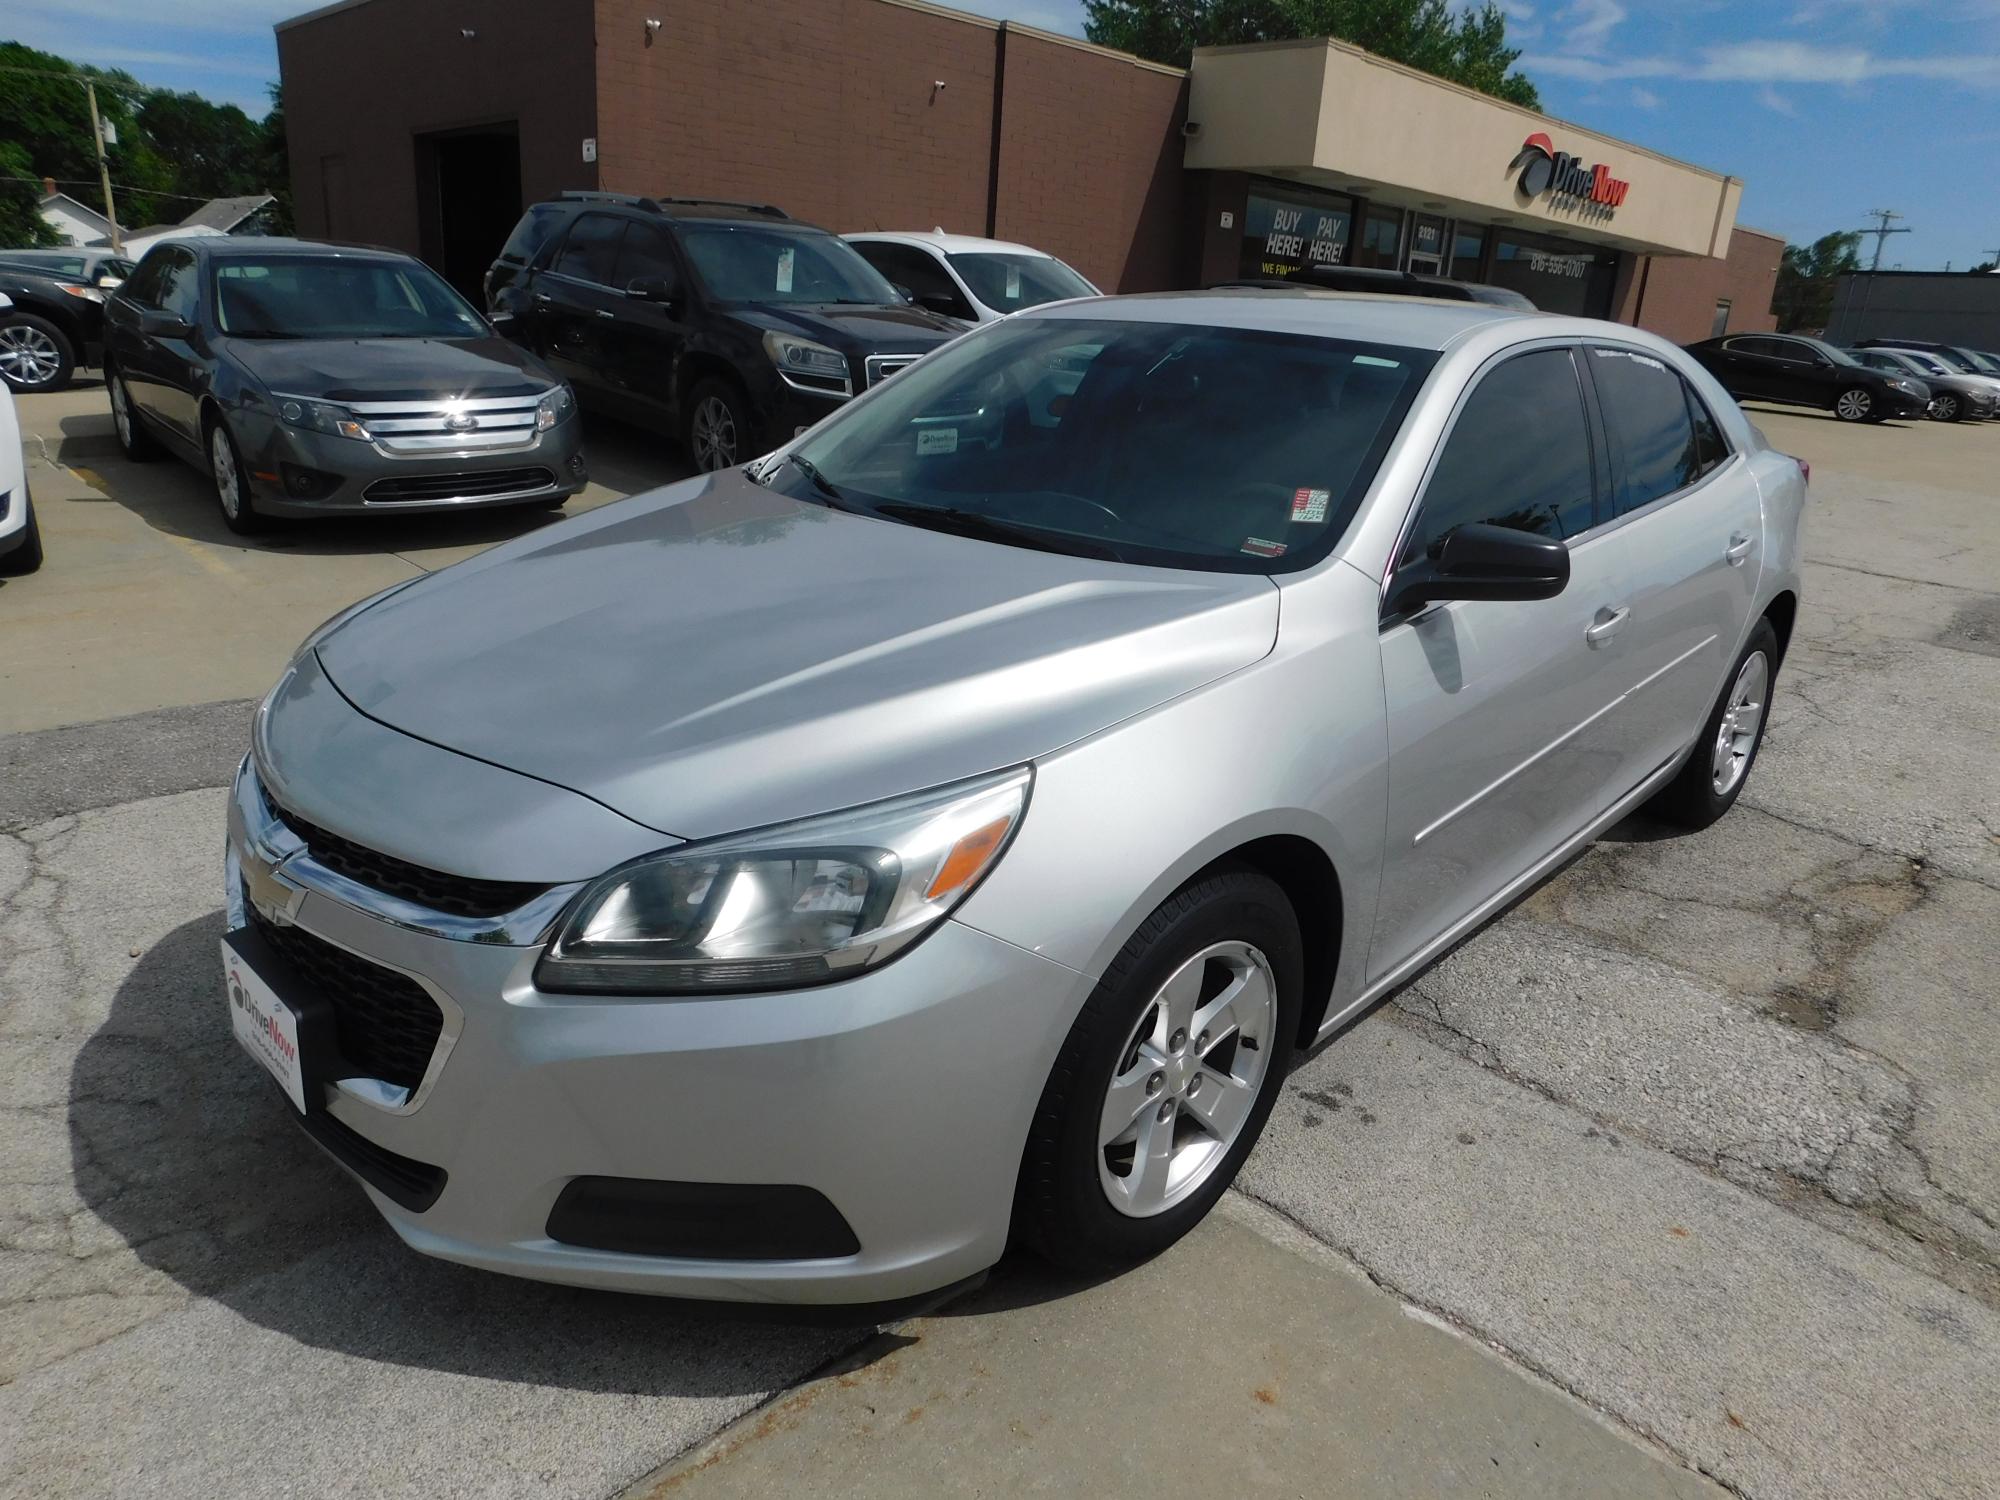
[1193,36,1739,186]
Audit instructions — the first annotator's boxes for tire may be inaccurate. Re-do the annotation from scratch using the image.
[0,313,76,394]
[1832,387,1875,423]
[1928,392,1963,423]
[1647,618,1779,831]
[0,490,44,576]
[682,377,755,474]
[1016,868,1302,1275]
[205,413,266,535]
[109,370,163,460]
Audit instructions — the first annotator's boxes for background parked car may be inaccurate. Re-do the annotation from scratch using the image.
[0,247,137,293]
[1685,333,1929,423]
[0,373,42,574]
[0,258,111,393]
[104,237,585,534]
[1848,348,1996,422]
[845,230,1099,322]
[489,192,963,471]
[1217,264,1538,310]
[1852,338,2000,381]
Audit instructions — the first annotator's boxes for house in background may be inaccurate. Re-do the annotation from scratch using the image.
[34,186,277,255]
[36,189,114,247]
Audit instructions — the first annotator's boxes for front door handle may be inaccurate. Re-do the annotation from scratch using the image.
[594,307,616,318]
[1726,533,1754,565]
[1584,606,1630,647]
[533,292,552,304]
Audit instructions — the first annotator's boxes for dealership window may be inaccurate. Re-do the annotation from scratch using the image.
[1488,229,1619,317]
[1239,187,1353,280]
[1448,227,1486,283]
[1352,208,1404,269]
[1710,299,1732,337]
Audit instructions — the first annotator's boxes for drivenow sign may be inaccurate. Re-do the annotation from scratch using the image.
[1510,132,1630,221]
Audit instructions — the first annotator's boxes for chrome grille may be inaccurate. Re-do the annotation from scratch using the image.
[864,353,923,387]
[344,392,546,454]
[363,466,558,506]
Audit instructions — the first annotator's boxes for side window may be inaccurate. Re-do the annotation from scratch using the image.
[498,203,565,266]
[551,214,626,285]
[1405,347,1596,561]
[156,251,200,323]
[612,224,682,292]
[119,251,168,307]
[854,243,970,317]
[1682,378,1729,478]
[1768,339,1818,365]
[1729,336,1784,359]
[1590,346,1700,515]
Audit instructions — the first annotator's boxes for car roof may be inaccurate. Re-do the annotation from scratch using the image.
[846,229,1056,258]
[550,192,796,227]
[181,236,416,264]
[1022,289,1534,350]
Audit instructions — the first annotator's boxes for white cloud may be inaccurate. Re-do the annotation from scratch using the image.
[1552,0,1626,54]
[1757,84,1797,114]
[1629,84,1662,107]
[1523,40,2000,86]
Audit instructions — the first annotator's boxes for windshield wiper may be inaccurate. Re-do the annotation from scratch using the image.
[871,501,1125,561]
[781,453,863,511]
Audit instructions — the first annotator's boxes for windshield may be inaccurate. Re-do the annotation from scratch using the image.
[212,256,487,339]
[947,251,1095,312]
[679,225,901,305]
[1953,347,2000,375]
[778,316,1434,572]
[1803,338,1860,367]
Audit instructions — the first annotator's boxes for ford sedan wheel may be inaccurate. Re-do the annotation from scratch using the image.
[208,419,265,535]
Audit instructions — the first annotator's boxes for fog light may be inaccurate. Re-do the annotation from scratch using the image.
[279,463,342,499]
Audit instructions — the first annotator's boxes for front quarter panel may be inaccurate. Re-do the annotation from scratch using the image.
[954,561,1388,1013]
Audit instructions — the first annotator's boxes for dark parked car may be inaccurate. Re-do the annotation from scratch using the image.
[487,192,963,471]
[1216,264,1538,310]
[1852,338,2000,380]
[104,238,585,534]
[1685,333,1930,423]
[1847,348,1996,422]
[0,247,137,291]
[0,259,113,393]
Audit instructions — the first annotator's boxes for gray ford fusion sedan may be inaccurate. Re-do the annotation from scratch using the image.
[225,291,1805,1303]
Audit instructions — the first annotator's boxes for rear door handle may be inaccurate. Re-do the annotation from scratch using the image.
[1726,533,1754,564]
[594,308,616,319]
[1584,606,1630,647]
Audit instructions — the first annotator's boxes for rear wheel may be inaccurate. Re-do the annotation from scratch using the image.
[1647,619,1778,830]
[0,314,74,394]
[1016,868,1301,1275]
[0,490,44,575]
[1833,387,1875,423]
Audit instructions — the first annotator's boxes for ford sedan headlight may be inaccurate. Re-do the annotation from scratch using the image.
[536,386,574,431]
[275,393,371,441]
[536,767,1031,994]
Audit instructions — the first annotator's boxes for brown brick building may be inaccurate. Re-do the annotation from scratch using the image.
[276,0,1778,339]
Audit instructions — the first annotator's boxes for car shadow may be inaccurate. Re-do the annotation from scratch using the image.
[50,408,689,558]
[1738,402,1923,428]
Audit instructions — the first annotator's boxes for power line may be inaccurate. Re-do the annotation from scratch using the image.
[1853,209,1912,273]
[1,175,218,205]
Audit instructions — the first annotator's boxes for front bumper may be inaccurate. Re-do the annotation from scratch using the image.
[235,412,588,517]
[224,755,1090,1303]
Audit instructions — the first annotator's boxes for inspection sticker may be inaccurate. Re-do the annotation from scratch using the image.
[916,427,959,456]
[776,247,795,294]
[1291,487,1330,523]
[1240,536,1287,558]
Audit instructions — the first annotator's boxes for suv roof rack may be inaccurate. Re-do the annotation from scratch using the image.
[556,190,789,220]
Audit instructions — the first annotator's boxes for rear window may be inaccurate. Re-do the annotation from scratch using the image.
[947,252,1095,312]
[784,316,1435,573]
[498,203,568,265]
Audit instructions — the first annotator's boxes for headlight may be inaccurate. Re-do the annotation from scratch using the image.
[58,283,106,304]
[763,331,852,396]
[535,386,574,431]
[536,766,1031,995]
[274,394,371,441]
[1888,378,1915,393]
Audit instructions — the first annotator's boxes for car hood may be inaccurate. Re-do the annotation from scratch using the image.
[222,334,557,402]
[736,302,964,351]
[314,472,1279,840]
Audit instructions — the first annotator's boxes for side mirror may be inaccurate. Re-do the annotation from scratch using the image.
[1386,523,1569,616]
[889,282,915,303]
[625,276,679,305]
[139,309,193,339]
[915,290,962,316]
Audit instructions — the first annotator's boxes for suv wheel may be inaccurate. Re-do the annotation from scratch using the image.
[684,378,752,473]
[1016,868,1301,1275]
[0,314,75,393]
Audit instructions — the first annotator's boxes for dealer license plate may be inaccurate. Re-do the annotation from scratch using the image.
[223,936,308,1113]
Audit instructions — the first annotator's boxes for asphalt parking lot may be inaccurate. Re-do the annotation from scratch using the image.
[3,384,1997,1499]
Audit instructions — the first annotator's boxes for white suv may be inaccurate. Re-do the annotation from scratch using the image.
[0,336,43,577]
[846,229,1098,323]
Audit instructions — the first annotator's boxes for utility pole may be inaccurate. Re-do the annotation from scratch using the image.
[1855,209,1911,272]
[82,80,121,253]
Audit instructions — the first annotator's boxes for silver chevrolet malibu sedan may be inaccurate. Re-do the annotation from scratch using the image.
[225,291,1804,1303]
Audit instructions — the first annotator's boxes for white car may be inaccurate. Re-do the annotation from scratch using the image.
[0,356,43,576]
[845,229,1098,323]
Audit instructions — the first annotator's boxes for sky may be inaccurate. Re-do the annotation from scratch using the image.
[7,0,1999,269]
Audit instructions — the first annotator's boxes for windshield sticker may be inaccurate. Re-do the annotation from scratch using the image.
[1005,264,1022,300]
[1290,488,1330,524]
[916,427,959,456]
[1240,536,1287,559]
[776,247,795,294]
[1354,355,1402,368]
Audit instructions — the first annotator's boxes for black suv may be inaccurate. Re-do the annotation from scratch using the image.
[0,258,119,393]
[487,192,964,470]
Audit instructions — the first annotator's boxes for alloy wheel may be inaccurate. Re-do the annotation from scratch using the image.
[112,378,133,445]
[1835,389,1872,421]
[1933,393,1960,421]
[210,425,242,520]
[692,396,737,471]
[1098,940,1277,1218]
[0,324,61,388]
[1711,650,1769,796]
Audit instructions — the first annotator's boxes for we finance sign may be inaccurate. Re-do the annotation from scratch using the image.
[1510,132,1629,221]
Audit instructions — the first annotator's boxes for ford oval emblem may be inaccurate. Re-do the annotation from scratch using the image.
[444,413,478,432]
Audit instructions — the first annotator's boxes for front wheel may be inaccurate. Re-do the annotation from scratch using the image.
[682,378,754,474]
[0,314,75,394]
[1646,618,1779,830]
[207,416,266,535]
[1927,392,1963,423]
[1015,868,1301,1275]
[1833,387,1875,423]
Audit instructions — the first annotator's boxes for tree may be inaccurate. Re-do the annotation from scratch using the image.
[0,142,62,248]
[137,91,265,201]
[0,41,179,233]
[1083,0,1539,107]
[260,84,294,234]
[1772,231,1860,333]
